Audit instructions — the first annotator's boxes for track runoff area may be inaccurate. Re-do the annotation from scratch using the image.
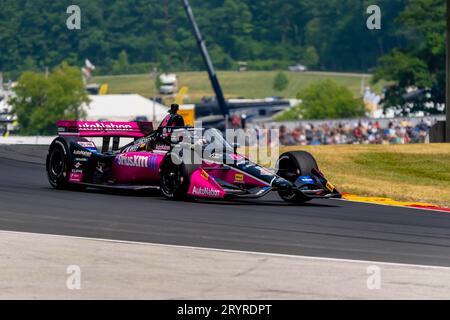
[0,138,450,300]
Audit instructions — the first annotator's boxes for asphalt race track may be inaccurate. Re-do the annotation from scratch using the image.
[1,145,450,267]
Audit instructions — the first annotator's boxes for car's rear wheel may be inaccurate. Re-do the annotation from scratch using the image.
[277,151,319,203]
[47,139,71,189]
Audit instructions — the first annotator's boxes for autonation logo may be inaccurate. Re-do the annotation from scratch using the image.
[78,122,133,131]
[192,186,220,197]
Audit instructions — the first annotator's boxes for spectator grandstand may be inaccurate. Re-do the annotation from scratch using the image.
[252,117,445,146]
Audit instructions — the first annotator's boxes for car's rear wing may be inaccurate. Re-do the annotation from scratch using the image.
[57,120,154,153]
[57,120,154,138]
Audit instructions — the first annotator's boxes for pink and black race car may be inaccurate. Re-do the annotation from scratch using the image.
[46,120,341,203]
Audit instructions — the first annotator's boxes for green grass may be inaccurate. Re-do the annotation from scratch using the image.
[354,152,450,188]
[92,71,385,102]
[281,144,450,207]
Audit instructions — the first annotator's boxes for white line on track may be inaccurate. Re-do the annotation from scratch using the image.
[1,229,450,270]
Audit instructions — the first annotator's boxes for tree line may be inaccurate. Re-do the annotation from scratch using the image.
[1,0,412,76]
[4,0,446,126]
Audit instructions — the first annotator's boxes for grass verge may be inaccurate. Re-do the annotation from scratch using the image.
[280,144,450,207]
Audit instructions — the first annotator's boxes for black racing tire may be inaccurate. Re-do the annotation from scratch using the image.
[46,138,71,189]
[159,152,198,200]
[277,151,319,203]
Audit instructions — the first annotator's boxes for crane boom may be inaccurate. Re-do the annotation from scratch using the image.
[181,0,229,119]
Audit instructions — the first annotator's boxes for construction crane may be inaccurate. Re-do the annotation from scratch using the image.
[181,0,229,120]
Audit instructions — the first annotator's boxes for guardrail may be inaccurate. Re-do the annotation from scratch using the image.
[0,136,56,145]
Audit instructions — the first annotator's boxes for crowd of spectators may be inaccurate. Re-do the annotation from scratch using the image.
[274,119,432,146]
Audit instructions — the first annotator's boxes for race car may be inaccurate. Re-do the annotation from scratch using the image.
[46,120,341,203]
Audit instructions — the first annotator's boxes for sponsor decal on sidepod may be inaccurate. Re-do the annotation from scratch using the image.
[73,150,92,157]
[77,141,96,148]
[116,154,158,172]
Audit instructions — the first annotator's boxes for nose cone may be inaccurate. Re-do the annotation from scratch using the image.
[272,177,293,189]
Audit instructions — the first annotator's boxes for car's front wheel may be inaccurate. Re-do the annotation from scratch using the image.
[277,151,319,203]
[46,139,71,189]
[159,153,197,200]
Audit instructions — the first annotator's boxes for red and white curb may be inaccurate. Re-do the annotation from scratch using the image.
[340,193,450,213]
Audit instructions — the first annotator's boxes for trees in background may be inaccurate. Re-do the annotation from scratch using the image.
[273,72,289,92]
[277,80,366,120]
[112,51,130,75]
[372,0,445,115]
[10,63,89,135]
[0,0,412,76]
[2,0,445,119]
